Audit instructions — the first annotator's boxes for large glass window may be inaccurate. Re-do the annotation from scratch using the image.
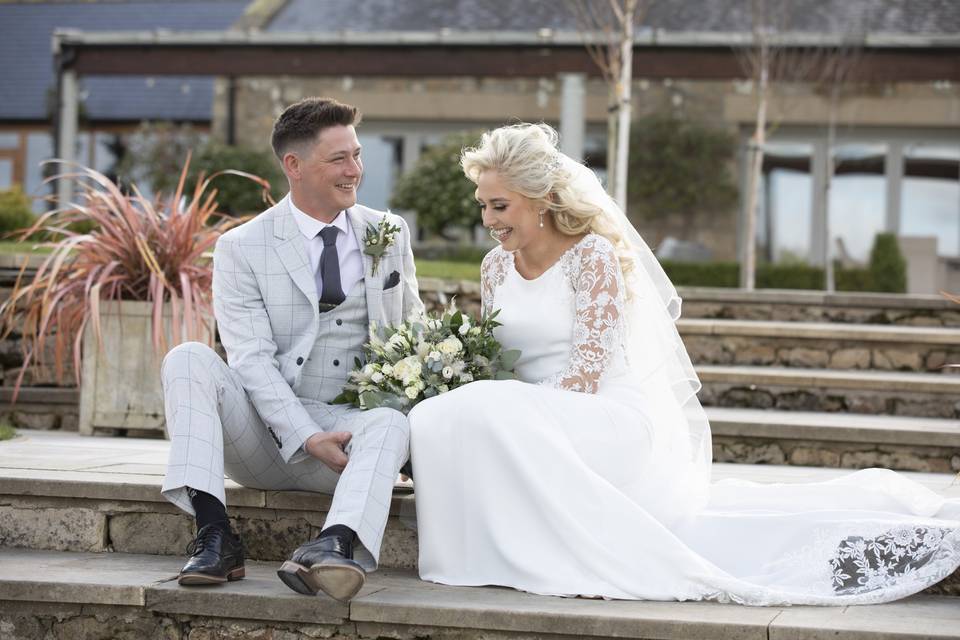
[902,144,960,257]
[760,143,813,262]
[829,144,887,262]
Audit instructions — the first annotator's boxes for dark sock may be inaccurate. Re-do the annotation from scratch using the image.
[320,524,356,544]
[188,488,230,533]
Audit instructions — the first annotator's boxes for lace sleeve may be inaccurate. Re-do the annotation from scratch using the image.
[544,236,626,394]
[480,247,509,317]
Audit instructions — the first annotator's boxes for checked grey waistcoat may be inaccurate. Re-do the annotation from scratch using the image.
[299,280,368,403]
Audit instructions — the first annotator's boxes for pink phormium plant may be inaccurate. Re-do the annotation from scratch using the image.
[0,156,273,400]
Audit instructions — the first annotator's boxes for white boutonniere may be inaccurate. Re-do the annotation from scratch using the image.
[363,217,402,276]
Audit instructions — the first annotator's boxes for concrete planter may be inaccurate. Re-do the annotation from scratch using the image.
[78,300,213,436]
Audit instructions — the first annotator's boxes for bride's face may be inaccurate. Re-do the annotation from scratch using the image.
[476,170,541,252]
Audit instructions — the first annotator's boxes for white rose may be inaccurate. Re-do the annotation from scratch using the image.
[392,360,410,380]
[438,337,463,355]
[400,356,422,377]
[381,363,394,376]
[371,371,384,383]
[442,366,453,379]
[459,372,474,383]
[428,350,442,362]
[404,386,420,400]
[362,364,375,377]
[469,327,481,336]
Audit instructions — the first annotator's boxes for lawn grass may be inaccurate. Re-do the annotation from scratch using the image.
[0,240,53,255]
[0,422,16,441]
[414,259,481,282]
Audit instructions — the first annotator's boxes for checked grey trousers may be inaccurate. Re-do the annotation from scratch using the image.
[159,342,409,569]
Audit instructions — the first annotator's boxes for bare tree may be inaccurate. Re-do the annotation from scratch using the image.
[568,0,650,211]
[734,0,862,290]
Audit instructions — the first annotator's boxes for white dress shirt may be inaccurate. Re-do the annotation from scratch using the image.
[289,195,365,298]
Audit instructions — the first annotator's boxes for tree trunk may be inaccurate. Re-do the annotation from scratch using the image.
[741,41,768,291]
[613,0,636,212]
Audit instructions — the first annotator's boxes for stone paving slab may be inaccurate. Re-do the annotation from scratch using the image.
[681,319,960,344]
[706,407,960,447]
[698,365,960,393]
[0,547,174,606]
[768,596,960,640]
[3,549,960,639]
[676,288,955,310]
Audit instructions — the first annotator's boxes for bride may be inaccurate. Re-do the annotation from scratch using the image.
[407,123,960,605]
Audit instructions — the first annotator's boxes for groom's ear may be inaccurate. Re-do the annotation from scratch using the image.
[281,152,300,180]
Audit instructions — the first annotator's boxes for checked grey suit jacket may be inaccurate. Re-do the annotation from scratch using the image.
[212,196,422,464]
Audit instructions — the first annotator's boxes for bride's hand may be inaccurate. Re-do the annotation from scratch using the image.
[304,431,351,473]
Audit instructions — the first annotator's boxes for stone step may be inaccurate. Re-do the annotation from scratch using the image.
[706,407,960,472]
[1,549,959,640]
[3,429,960,573]
[698,365,960,418]
[681,319,960,372]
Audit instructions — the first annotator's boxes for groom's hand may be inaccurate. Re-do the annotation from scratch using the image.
[304,432,352,473]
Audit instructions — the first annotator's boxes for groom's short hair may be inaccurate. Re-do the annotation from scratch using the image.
[271,97,361,158]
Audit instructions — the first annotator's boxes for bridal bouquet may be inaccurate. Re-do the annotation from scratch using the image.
[333,302,520,412]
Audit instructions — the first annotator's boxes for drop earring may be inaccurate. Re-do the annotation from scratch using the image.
[539,210,545,228]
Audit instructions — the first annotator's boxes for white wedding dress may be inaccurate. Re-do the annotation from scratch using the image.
[408,234,960,605]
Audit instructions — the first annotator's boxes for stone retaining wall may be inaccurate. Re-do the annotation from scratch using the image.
[700,383,960,419]
[0,493,418,569]
[712,437,960,473]
[684,335,960,372]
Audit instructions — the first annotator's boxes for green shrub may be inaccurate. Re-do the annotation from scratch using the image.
[185,143,285,215]
[390,132,481,238]
[868,232,907,293]
[628,113,738,227]
[0,186,36,236]
[755,264,824,290]
[661,260,739,287]
[117,122,284,215]
[835,266,873,292]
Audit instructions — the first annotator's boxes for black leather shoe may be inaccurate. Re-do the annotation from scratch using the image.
[178,524,245,585]
[277,533,365,601]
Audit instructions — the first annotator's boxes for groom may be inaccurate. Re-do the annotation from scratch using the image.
[160,97,422,602]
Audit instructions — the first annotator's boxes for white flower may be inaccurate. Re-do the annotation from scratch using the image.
[387,332,407,352]
[392,359,411,380]
[438,384,449,393]
[428,350,442,362]
[459,372,474,383]
[371,371,384,383]
[458,319,471,335]
[442,366,453,379]
[469,327,481,336]
[404,386,420,399]
[438,336,463,355]
[382,363,394,376]
[362,364,376,377]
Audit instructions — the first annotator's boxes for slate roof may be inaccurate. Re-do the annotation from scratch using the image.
[0,1,249,122]
[265,0,960,35]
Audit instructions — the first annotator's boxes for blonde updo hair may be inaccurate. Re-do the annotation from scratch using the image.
[461,123,635,280]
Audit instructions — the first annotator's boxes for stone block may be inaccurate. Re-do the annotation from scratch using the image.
[732,344,776,366]
[774,391,821,412]
[717,387,774,409]
[845,394,888,415]
[714,441,786,465]
[829,348,871,370]
[684,336,730,365]
[109,512,195,556]
[12,411,58,430]
[840,450,945,473]
[233,515,314,562]
[873,349,923,371]
[778,347,829,368]
[0,505,106,552]
[378,520,418,570]
[894,399,957,419]
[788,447,841,467]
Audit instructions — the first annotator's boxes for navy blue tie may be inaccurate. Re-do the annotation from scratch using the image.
[317,226,345,308]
